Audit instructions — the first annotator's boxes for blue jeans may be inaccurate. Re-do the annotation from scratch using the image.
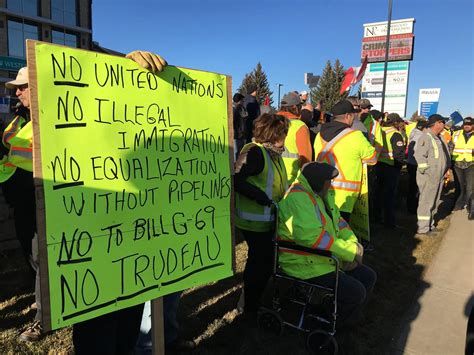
[135,292,182,354]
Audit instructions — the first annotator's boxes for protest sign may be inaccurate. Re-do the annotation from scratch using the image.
[27,41,234,331]
[349,164,370,241]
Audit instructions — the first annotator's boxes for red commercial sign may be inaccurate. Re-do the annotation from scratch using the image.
[361,33,414,63]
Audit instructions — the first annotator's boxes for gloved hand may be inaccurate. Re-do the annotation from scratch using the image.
[354,242,364,265]
[256,196,273,207]
[125,51,167,73]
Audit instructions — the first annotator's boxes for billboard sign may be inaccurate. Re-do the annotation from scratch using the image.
[363,18,415,38]
[418,88,441,118]
[361,61,409,116]
[361,33,414,63]
[362,18,415,63]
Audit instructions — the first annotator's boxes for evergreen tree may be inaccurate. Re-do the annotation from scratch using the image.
[310,61,335,112]
[311,59,348,112]
[238,63,273,106]
[238,73,254,96]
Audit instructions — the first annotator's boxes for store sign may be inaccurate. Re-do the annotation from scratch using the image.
[363,18,415,38]
[361,61,409,116]
[0,56,27,71]
[361,33,414,63]
[362,18,415,63]
[418,88,441,118]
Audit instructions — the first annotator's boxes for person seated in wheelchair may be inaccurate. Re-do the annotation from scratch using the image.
[277,162,377,328]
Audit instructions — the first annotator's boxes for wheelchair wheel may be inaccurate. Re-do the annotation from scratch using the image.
[257,309,283,338]
[306,330,338,355]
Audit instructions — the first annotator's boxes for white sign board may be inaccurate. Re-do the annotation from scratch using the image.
[418,88,441,118]
[361,61,409,117]
[363,18,415,38]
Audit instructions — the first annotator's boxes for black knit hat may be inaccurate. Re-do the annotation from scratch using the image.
[302,162,339,192]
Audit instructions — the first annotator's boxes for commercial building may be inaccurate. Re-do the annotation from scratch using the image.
[0,0,92,120]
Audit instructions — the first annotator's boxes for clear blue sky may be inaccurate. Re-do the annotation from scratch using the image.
[92,0,473,117]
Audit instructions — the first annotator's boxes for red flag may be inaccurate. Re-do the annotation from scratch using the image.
[340,67,355,94]
[264,95,270,106]
[356,55,368,83]
[339,55,369,95]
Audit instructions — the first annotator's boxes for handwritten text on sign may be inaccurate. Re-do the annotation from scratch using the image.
[34,44,233,330]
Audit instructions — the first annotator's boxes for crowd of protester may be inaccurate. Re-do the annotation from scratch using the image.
[1,51,473,354]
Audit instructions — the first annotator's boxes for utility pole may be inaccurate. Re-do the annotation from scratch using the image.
[381,0,393,114]
[277,84,283,108]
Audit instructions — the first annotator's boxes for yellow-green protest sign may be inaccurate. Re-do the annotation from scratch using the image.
[27,41,234,330]
[349,164,370,241]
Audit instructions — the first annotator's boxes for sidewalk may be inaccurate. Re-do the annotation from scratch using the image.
[393,210,474,354]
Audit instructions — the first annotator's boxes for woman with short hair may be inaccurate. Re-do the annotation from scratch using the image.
[234,113,289,317]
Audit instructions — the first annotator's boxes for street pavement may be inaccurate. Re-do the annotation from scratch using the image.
[393,209,474,355]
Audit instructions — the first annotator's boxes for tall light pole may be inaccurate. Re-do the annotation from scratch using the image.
[381,0,393,114]
[277,83,283,108]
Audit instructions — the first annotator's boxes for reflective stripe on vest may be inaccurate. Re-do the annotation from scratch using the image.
[316,128,362,192]
[379,127,397,163]
[428,134,439,159]
[284,184,334,251]
[235,148,275,222]
[281,148,299,159]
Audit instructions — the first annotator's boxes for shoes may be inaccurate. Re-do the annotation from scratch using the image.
[19,321,44,342]
[166,338,196,352]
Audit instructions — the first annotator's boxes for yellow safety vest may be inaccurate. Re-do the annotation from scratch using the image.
[405,121,417,142]
[277,174,357,279]
[282,118,306,185]
[452,130,473,162]
[363,115,383,157]
[379,126,398,166]
[235,143,288,232]
[314,128,377,213]
[1,115,33,183]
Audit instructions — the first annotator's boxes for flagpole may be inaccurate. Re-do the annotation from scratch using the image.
[381,0,393,114]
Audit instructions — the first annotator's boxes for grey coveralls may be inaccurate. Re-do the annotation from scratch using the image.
[413,131,450,233]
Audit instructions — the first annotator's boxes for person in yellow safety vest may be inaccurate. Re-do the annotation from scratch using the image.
[450,117,474,213]
[405,120,418,143]
[314,100,377,222]
[359,99,383,157]
[277,162,377,328]
[276,92,312,185]
[374,113,406,228]
[414,114,451,234]
[234,113,289,316]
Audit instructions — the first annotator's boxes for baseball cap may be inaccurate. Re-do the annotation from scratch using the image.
[463,117,473,125]
[386,112,404,124]
[330,100,360,116]
[6,67,28,89]
[299,90,308,96]
[281,92,302,107]
[427,114,447,127]
[359,98,373,109]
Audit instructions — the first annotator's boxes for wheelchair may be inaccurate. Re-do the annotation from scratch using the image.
[257,204,340,355]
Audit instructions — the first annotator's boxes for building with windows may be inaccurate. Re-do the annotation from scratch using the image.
[0,0,92,120]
